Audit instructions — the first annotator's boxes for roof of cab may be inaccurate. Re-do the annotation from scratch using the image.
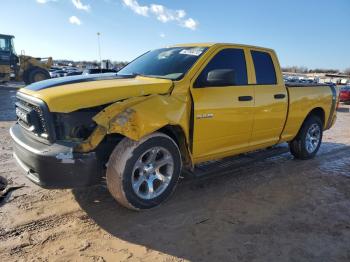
[171,42,274,52]
[0,34,14,38]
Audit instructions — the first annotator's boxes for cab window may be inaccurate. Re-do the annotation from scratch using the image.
[251,50,277,85]
[195,48,248,88]
[0,38,10,52]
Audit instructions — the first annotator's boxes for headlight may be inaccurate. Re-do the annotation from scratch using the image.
[54,109,98,141]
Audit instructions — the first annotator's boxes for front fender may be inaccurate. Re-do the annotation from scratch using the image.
[75,94,190,152]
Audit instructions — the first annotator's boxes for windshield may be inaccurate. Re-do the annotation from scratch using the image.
[118,47,208,80]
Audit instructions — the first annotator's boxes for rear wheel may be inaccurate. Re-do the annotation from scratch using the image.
[289,115,323,160]
[106,133,182,210]
[25,68,50,84]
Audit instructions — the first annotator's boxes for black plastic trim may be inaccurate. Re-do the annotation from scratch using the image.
[326,84,337,129]
[274,94,286,99]
[11,124,104,189]
[238,95,253,101]
[16,91,56,143]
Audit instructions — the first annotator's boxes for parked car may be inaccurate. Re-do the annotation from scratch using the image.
[64,67,79,72]
[66,71,83,76]
[82,68,117,75]
[49,68,59,78]
[11,43,338,210]
[49,67,61,72]
[49,70,57,78]
[50,70,67,78]
[339,86,350,103]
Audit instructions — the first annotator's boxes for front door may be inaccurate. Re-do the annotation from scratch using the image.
[191,48,255,162]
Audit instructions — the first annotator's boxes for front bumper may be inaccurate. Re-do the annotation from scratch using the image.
[10,124,104,189]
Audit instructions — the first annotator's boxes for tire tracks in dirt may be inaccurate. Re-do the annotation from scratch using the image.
[0,210,88,242]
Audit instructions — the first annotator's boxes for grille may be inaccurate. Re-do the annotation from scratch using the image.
[15,96,52,140]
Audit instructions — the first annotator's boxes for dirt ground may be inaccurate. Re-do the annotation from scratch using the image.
[1,84,350,262]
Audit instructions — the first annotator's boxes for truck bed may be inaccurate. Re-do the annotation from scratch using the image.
[281,83,337,142]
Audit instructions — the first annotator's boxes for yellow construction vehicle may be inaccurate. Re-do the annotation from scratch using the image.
[0,34,52,84]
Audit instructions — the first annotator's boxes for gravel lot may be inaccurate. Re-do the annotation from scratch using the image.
[1,85,350,262]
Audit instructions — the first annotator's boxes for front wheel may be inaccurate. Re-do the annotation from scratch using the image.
[106,133,182,210]
[289,115,323,160]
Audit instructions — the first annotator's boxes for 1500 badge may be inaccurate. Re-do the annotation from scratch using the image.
[196,113,214,119]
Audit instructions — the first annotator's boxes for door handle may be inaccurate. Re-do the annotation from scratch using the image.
[274,94,286,99]
[238,96,253,102]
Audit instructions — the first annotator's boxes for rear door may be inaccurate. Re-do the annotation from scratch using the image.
[190,47,255,162]
[249,49,288,148]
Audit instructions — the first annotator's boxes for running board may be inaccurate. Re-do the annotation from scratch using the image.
[183,144,290,178]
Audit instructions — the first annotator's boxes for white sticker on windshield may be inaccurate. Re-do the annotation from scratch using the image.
[179,48,205,56]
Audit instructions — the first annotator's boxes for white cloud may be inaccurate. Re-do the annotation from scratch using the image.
[182,18,198,30]
[69,15,82,25]
[121,0,198,30]
[36,0,56,3]
[150,4,185,23]
[160,33,166,38]
[122,0,148,16]
[72,0,90,12]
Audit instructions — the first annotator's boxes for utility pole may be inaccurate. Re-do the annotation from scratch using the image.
[97,32,102,71]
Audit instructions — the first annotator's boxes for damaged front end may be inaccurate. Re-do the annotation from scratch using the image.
[11,91,191,188]
[11,69,193,188]
[10,101,111,188]
[74,96,146,153]
[74,94,191,155]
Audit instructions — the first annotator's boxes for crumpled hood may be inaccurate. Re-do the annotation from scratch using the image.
[19,73,173,113]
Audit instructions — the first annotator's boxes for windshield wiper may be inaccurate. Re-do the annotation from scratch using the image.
[117,72,147,78]
[117,72,173,80]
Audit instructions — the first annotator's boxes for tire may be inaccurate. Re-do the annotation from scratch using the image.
[23,70,30,85]
[26,67,50,84]
[289,115,323,160]
[106,132,182,210]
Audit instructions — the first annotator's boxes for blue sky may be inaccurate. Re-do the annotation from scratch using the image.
[1,0,349,70]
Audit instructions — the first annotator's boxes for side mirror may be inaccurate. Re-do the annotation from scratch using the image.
[207,69,235,86]
[195,69,236,88]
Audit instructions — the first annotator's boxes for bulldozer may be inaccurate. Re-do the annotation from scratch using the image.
[0,34,52,85]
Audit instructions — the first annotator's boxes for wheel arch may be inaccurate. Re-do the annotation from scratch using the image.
[157,125,192,168]
[289,107,324,160]
[306,107,326,128]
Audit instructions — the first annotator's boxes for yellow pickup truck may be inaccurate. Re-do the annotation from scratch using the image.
[11,43,338,210]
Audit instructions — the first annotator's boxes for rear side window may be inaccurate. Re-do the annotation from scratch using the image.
[251,50,277,85]
[196,48,248,87]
